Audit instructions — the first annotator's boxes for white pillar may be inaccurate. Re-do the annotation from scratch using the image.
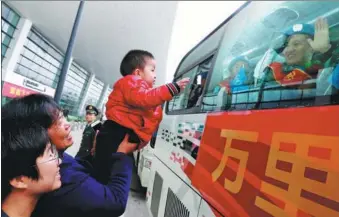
[97,83,109,112]
[77,72,95,116]
[2,18,32,81]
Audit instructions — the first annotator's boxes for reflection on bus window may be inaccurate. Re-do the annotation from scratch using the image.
[203,1,339,112]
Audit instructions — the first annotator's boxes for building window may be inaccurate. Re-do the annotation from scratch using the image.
[1,3,20,61]
[59,63,90,116]
[102,87,112,106]
[97,87,112,118]
[85,77,104,108]
[15,29,64,88]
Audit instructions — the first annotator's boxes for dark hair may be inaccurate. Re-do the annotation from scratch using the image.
[63,109,69,118]
[1,94,61,130]
[1,124,50,200]
[120,49,154,76]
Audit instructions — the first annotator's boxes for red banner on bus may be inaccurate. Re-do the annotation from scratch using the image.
[181,106,339,217]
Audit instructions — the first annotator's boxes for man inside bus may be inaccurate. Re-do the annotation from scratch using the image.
[213,56,254,94]
[262,17,338,87]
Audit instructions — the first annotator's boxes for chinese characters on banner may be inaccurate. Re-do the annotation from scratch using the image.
[2,82,38,98]
[189,107,339,217]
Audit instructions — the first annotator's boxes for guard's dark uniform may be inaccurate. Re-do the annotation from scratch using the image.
[75,105,102,163]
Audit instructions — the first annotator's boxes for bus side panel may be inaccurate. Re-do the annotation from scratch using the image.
[187,105,339,217]
[154,112,207,191]
[198,199,224,217]
[147,157,202,217]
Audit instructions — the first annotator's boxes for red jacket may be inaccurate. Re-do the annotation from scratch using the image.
[106,75,180,148]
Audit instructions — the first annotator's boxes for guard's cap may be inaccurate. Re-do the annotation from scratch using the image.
[283,23,315,37]
[85,105,99,115]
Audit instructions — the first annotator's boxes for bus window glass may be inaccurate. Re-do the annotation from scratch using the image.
[167,67,198,112]
[176,25,225,77]
[203,1,339,112]
[186,56,214,109]
[168,56,214,112]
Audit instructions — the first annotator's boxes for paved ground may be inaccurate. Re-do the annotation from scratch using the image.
[67,126,150,217]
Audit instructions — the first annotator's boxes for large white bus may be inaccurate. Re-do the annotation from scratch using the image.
[145,1,339,217]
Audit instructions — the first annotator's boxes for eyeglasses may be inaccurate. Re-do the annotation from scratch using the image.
[33,144,60,167]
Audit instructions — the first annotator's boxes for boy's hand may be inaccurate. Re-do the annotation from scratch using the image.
[117,134,138,154]
[176,77,190,91]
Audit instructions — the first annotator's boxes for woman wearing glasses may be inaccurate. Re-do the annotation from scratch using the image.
[1,94,136,217]
[1,125,61,217]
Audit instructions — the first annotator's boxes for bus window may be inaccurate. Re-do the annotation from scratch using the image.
[257,16,339,108]
[202,1,339,112]
[167,67,198,112]
[167,56,214,113]
[175,25,225,77]
[186,56,214,109]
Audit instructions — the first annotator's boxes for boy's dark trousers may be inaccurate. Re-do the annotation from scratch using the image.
[92,120,139,184]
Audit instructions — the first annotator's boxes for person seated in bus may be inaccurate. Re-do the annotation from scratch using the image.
[323,63,339,92]
[262,17,338,86]
[213,56,254,94]
[94,49,190,184]
[330,64,339,89]
[2,125,61,217]
[2,94,136,217]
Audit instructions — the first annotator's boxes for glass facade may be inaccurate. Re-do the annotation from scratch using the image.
[96,87,112,119]
[14,29,64,89]
[84,77,104,108]
[59,63,90,116]
[2,5,108,118]
[102,87,112,106]
[1,3,20,61]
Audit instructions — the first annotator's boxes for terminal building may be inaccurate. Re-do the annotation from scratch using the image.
[2,1,338,217]
[2,2,107,117]
[1,1,238,119]
[1,1,178,118]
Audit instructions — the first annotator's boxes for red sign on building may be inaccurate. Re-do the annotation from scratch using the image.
[2,82,38,98]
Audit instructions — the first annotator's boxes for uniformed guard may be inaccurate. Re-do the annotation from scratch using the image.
[75,105,102,163]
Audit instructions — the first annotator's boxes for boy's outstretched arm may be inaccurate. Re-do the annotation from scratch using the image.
[122,76,189,109]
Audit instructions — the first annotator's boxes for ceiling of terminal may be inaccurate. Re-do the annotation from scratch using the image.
[9,1,178,86]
